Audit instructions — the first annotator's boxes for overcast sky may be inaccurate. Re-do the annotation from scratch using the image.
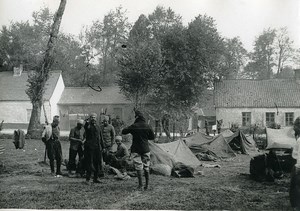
[0,0,299,51]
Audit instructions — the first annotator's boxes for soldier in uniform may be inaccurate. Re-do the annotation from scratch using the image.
[68,119,85,177]
[42,115,62,177]
[84,113,104,183]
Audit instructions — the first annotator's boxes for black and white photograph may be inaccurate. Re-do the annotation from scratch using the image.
[0,0,300,210]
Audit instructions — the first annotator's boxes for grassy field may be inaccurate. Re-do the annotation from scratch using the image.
[0,137,293,210]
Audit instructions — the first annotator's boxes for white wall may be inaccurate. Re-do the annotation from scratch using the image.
[0,101,50,124]
[216,107,300,128]
[49,73,65,122]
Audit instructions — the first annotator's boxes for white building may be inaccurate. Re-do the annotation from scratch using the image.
[214,69,300,129]
[0,68,64,129]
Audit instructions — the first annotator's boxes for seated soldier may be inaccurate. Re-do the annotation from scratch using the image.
[109,136,130,173]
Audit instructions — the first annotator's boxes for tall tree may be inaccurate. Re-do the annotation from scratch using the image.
[244,28,276,79]
[275,27,294,75]
[221,37,248,79]
[148,6,182,42]
[84,6,131,86]
[26,0,67,137]
[117,14,163,108]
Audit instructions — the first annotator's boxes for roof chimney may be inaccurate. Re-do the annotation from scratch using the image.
[13,64,23,76]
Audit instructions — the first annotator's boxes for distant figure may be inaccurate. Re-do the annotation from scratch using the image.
[42,115,62,177]
[68,119,85,177]
[204,120,209,136]
[217,119,223,134]
[84,113,104,184]
[111,115,124,136]
[162,113,171,139]
[101,117,115,165]
[122,110,155,191]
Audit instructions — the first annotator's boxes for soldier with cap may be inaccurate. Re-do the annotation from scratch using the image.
[84,113,104,183]
[108,135,130,173]
[42,115,62,177]
[68,119,85,177]
[112,115,124,136]
[101,116,115,165]
[122,109,155,190]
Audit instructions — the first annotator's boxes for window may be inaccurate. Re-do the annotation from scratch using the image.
[242,112,251,126]
[285,112,294,126]
[26,109,32,122]
[266,112,275,127]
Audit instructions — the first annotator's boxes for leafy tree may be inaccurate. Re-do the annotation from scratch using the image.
[83,6,131,86]
[221,37,248,79]
[277,66,294,79]
[26,0,67,137]
[243,28,279,79]
[148,6,182,42]
[52,33,87,86]
[274,27,294,75]
[117,14,163,108]
[185,15,225,83]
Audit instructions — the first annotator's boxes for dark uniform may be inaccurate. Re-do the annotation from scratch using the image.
[122,110,155,190]
[45,117,62,176]
[68,125,85,174]
[109,140,130,172]
[84,119,104,182]
[112,116,124,136]
[101,121,115,164]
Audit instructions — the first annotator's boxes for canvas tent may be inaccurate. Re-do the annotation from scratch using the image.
[184,132,213,147]
[182,129,258,160]
[225,130,258,155]
[117,138,201,176]
[199,135,236,159]
[158,139,201,168]
[266,127,296,149]
[182,133,236,159]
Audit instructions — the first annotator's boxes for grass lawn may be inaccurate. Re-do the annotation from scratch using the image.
[0,137,293,210]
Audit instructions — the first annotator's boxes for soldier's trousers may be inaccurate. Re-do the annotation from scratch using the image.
[84,146,103,180]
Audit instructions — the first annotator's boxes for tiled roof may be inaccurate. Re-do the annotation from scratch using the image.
[58,86,132,105]
[214,79,300,108]
[0,71,61,101]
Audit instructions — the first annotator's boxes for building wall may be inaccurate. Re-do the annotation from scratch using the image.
[49,73,65,122]
[216,107,300,128]
[58,103,135,131]
[0,100,51,129]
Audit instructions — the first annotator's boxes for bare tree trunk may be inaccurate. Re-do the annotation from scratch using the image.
[27,101,42,138]
[27,0,67,138]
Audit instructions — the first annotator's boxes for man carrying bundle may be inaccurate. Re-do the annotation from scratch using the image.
[42,115,62,177]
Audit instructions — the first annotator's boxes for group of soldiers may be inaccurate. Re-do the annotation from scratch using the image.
[42,110,155,190]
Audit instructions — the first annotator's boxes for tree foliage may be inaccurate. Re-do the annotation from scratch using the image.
[26,0,67,137]
[82,6,131,86]
[243,27,297,79]
[117,15,163,108]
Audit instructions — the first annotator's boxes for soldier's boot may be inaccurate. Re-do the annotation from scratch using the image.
[137,170,143,191]
[144,170,150,190]
[50,160,55,176]
[56,160,62,176]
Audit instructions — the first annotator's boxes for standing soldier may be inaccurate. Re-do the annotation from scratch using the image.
[84,113,104,183]
[68,119,85,177]
[101,117,115,165]
[42,115,62,177]
[112,115,124,136]
[205,120,209,136]
[122,110,155,191]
